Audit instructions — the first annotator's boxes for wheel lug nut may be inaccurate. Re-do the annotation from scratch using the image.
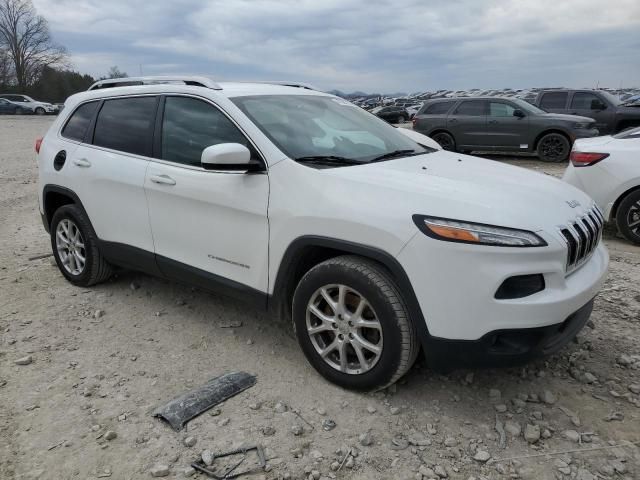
[332,323,337,329]
[348,333,354,339]
[338,334,343,340]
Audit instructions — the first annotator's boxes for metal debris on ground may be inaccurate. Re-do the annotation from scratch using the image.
[191,445,266,479]
[153,372,256,431]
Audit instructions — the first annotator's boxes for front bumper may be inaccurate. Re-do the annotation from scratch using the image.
[572,128,599,139]
[424,298,594,371]
[397,230,608,341]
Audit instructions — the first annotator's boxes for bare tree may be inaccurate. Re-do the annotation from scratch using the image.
[0,0,67,89]
[106,66,128,79]
[0,47,12,86]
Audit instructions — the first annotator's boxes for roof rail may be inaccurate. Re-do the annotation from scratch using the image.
[252,81,319,91]
[88,76,222,91]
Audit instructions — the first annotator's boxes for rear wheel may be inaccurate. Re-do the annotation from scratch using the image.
[50,205,113,286]
[292,256,419,391]
[537,133,570,162]
[431,132,456,151]
[616,190,640,245]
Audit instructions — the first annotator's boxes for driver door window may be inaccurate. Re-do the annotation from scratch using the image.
[489,102,516,117]
[161,96,254,166]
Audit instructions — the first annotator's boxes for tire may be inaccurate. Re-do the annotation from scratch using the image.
[615,190,640,245]
[537,132,570,163]
[395,115,403,124]
[431,132,456,151]
[35,107,45,115]
[292,255,419,391]
[50,205,113,287]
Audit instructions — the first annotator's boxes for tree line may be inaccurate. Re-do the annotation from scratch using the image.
[0,0,127,103]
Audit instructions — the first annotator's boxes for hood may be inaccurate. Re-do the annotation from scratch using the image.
[538,113,595,123]
[324,151,595,233]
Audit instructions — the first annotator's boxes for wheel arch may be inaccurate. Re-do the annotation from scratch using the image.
[42,185,88,233]
[611,184,640,222]
[270,236,429,337]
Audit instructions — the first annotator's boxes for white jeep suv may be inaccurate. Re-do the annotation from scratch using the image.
[37,76,609,391]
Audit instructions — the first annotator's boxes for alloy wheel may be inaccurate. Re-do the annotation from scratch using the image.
[540,136,566,161]
[306,284,383,375]
[55,219,86,275]
[627,201,640,239]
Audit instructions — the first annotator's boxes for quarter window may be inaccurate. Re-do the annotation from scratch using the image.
[570,92,600,110]
[61,101,99,142]
[540,92,568,110]
[161,96,252,166]
[453,101,485,116]
[93,97,157,156]
[489,102,516,117]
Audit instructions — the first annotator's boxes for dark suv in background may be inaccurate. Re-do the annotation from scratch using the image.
[370,105,409,124]
[413,97,598,162]
[534,89,640,135]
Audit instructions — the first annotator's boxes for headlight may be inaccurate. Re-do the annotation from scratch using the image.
[413,215,547,247]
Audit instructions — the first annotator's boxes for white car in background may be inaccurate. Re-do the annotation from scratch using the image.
[563,127,640,245]
[0,94,58,115]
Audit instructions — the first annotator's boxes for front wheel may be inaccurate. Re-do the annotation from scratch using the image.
[50,205,113,286]
[537,133,570,162]
[292,256,419,391]
[35,107,46,115]
[616,190,640,245]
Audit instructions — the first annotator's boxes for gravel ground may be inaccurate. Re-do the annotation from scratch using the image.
[1,116,639,480]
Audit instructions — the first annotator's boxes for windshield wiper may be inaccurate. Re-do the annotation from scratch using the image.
[294,155,363,166]
[369,149,422,163]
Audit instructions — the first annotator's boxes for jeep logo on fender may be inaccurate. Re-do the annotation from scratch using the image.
[566,200,581,208]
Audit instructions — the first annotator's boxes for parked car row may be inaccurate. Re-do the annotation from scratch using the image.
[0,94,60,115]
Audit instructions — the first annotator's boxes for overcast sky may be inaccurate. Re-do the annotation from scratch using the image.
[33,0,640,93]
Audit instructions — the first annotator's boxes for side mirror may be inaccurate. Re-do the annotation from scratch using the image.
[513,109,525,118]
[590,99,606,110]
[201,143,256,171]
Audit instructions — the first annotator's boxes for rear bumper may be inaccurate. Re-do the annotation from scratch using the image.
[424,298,594,371]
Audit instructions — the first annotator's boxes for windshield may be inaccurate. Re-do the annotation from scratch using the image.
[231,95,428,165]
[599,91,622,106]
[511,98,546,115]
[613,126,640,139]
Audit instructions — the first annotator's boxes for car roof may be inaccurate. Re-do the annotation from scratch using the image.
[65,79,334,108]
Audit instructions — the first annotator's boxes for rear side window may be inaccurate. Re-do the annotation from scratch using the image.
[61,101,98,142]
[161,96,251,166]
[93,97,157,156]
[453,100,485,116]
[540,92,568,109]
[424,101,454,115]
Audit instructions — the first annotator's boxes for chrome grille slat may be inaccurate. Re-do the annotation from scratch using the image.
[559,205,603,274]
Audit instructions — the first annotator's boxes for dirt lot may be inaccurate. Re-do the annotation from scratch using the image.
[1,117,639,480]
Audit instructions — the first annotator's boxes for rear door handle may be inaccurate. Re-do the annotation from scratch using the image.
[150,174,176,186]
[73,158,91,168]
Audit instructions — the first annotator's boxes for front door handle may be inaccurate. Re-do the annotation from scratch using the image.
[449,119,458,124]
[150,174,176,186]
[488,120,498,124]
[73,158,91,168]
